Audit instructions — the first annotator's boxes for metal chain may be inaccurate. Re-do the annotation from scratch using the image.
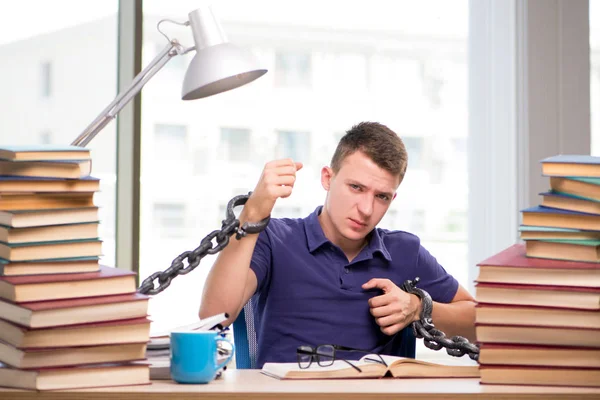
[402,277,480,361]
[137,193,270,296]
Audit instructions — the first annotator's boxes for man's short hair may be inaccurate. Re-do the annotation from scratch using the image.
[331,121,408,183]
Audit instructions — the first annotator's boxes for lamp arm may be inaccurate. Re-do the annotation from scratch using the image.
[71,41,183,147]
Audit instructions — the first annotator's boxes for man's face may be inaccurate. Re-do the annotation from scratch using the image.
[321,151,400,241]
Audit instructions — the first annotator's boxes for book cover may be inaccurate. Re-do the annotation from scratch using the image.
[0,175,100,193]
[0,238,103,261]
[0,340,148,369]
[0,192,95,211]
[521,205,600,231]
[479,365,600,387]
[0,265,137,302]
[475,303,600,329]
[475,282,600,310]
[525,239,600,263]
[0,206,99,228]
[477,243,599,270]
[540,191,600,215]
[519,225,600,240]
[478,344,600,368]
[0,222,99,244]
[0,362,149,391]
[0,292,149,328]
[0,145,91,162]
[541,154,600,178]
[0,159,92,179]
[0,256,100,276]
[0,316,151,348]
[550,177,600,201]
[475,324,600,347]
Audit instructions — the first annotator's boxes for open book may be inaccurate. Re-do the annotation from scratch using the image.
[262,355,480,380]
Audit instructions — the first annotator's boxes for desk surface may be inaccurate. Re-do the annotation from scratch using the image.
[1,370,600,400]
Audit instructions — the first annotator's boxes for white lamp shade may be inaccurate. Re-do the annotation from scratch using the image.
[181,43,267,100]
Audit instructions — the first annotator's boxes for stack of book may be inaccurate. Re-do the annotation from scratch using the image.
[0,145,151,391]
[475,154,600,387]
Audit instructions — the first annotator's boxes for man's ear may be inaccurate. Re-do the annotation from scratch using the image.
[321,166,333,190]
[392,192,397,201]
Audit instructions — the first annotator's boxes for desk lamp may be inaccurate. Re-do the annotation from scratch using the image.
[69,5,479,361]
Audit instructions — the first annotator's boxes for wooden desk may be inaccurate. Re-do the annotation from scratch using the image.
[1,370,599,400]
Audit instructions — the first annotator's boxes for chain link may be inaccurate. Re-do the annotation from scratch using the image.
[402,277,480,361]
[137,193,270,296]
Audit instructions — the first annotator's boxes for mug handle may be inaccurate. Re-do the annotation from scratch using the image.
[215,336,235,370]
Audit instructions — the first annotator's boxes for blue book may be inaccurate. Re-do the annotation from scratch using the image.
[541,154,600,177]
[539,191,600,216]
[0,145,90,162]
[521,205,600,231]
[549,177,600,202]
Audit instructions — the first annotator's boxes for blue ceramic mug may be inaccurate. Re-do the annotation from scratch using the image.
[170,331,235,384]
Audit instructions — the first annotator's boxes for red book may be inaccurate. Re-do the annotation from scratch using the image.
[0,316,151,349]
[0,265,137,302]
[0,362,150,390]
[476,243,599,287]
[0,293,149,328]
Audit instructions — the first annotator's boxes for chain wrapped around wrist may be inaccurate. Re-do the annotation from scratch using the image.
[138,192,270,296]
[402,277,480,361]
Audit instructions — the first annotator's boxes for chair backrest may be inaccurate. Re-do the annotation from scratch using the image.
[232,296,416,369]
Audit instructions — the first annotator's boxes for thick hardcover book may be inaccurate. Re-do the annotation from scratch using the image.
[0,265,137,302]
[0,192,95,211]
[525,239,600,263]
[0,362,149,391]
[0,207,99,228]
[0,159,92,179]
[0,341,148,369]
[475,282,600,310]
[475,324,600,347]
[519,225,600,241]
[0,145,91,162]
[261,355,479,380]
[475,303,600,329]
[540,191,600,215]
[0,222,99,244]
[476,243,599,287]
[479,365,600,387]
[541,154,600,178]
[0,257,100,276]
[0,316,151,348]
[521,205,600,231]
[0,176,99,193]
[0,238,103,261]
[478,344,600,368]
[550,177,600,201]
[0,292,149,328]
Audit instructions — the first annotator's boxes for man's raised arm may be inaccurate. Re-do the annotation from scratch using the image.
[199,159,303,326]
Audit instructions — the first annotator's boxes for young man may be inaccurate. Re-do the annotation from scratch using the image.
[200,122,476,367]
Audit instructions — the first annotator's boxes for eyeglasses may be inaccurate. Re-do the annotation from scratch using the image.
[296,344,387,373]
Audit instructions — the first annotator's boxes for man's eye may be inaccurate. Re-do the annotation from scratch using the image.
[349,184,361,191]
[377,194,390,201]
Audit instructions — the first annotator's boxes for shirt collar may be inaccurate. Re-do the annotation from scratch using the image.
[304,206,392,261]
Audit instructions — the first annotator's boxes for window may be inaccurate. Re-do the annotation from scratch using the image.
[153,203,186,238]
[40,61,52,98]
[39,131,52,144]
[402,137,425,169]
[276,130,310,162]
[220,127,251,162]
[275,51,311,87]
[154,124,187,162]
[592,0,600,155]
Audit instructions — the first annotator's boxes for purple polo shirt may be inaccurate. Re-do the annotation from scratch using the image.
[249,206,458,368]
